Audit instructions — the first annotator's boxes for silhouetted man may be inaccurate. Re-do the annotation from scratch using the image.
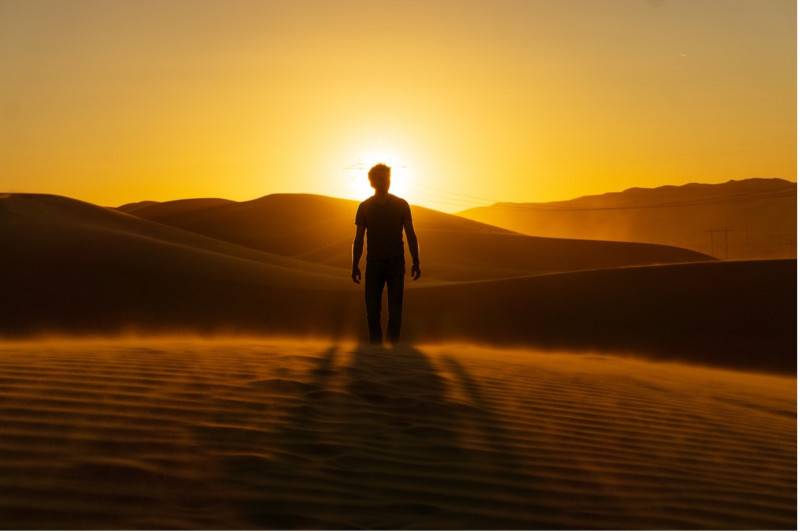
[352,164,421,345]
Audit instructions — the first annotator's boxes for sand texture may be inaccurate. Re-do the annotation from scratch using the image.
[0,339,794,529]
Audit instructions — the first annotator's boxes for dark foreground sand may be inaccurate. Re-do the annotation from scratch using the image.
[0,338,794,529]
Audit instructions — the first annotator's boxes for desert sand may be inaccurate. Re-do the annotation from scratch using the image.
[1,191,795,529]
[0,338,794,529]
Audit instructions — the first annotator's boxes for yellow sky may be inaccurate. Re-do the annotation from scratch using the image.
[1,0,795,212]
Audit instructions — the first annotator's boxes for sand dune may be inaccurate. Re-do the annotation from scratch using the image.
[1,193,347,282]
[404,259,797,374]
[120,193,713,280]
[0,338,793,529]
[1,194,793,373]
[2,193,794,528]
[460,178,796,260]
[0,195,796,372]
[118,197,235,216]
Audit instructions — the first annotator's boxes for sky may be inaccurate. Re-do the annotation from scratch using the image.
[0,0,795,212]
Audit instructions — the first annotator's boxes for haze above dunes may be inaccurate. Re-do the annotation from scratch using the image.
[1,192,794,373]
[460,178,796,260]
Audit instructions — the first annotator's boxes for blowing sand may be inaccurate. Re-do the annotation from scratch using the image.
[0,338,794,529]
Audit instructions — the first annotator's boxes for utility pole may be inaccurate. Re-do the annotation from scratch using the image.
[706,227,734,259]
[707,229,715,257]
[721,226,733,259]
[743,227,749,258]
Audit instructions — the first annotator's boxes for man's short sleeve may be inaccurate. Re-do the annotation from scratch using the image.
[355,202,366,226]
[402,200,412,222]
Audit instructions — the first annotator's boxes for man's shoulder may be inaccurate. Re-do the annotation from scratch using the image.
[358,194,409,212]
[388,194,409,207]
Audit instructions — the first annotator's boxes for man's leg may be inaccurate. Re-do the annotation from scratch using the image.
[386,258,405,345]
[364,260,385,344]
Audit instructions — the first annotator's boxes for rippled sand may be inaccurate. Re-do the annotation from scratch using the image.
[0,338,794,529]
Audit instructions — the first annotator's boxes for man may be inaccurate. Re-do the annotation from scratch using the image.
[352,163,421,345]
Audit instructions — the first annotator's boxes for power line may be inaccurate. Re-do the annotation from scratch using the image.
[487,189,796,213]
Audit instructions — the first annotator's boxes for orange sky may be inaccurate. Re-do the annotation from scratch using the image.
[1,0,795,212]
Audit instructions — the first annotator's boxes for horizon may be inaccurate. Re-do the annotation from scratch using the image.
[5,175,795,213]
[1,0,795,212]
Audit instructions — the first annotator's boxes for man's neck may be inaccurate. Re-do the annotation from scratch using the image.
[373,190,389,200]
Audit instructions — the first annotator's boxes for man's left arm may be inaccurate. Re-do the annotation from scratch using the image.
[403,202,421,280]
[352,204,366,284]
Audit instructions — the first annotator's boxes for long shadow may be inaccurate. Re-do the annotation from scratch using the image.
[201,343,545,529]
[439,355,521,472]
[330,343,545,529]
[267,345,346,466]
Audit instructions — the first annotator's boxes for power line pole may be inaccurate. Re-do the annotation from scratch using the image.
[721,226,733,259]
[707,229,715,257]
[706,227,734,259]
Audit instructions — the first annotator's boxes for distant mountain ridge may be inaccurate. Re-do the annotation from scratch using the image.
[118,198,233,215]
[460,178,796,259]
[494,178,794,209]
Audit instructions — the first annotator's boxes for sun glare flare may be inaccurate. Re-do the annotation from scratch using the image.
[345,150,415,202]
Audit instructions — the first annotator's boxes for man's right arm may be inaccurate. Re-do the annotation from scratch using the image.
[352,224,365,284]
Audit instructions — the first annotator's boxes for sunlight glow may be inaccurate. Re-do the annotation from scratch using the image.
[2,1,793,211]
[345,150,415,202]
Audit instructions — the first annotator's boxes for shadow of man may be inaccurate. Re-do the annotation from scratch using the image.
[345,343,464,454]
[331,344,534,529]
[270,343,470,528]
[208,343,534,529]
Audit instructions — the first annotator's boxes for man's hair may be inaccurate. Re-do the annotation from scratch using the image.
[368,163,391,184]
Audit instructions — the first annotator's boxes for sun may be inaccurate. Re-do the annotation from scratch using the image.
[345,150,415,201]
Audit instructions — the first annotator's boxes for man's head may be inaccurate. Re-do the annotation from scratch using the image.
[368,163,391,193]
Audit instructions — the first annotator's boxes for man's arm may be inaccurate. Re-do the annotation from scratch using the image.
[403,210,421,280]
[352,224,366,283]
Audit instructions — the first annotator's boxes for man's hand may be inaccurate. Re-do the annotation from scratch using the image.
[411,263,421,281]
[351,266,361,284]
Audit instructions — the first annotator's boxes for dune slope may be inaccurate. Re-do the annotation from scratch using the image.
[0,339,793,529]
[1,193,346,280]
[1,194,793,373]
[404,259,797,374]
[0,193,360,337]
[121,193,713,280]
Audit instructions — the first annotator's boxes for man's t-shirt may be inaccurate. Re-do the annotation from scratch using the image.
[355,194,411,261]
